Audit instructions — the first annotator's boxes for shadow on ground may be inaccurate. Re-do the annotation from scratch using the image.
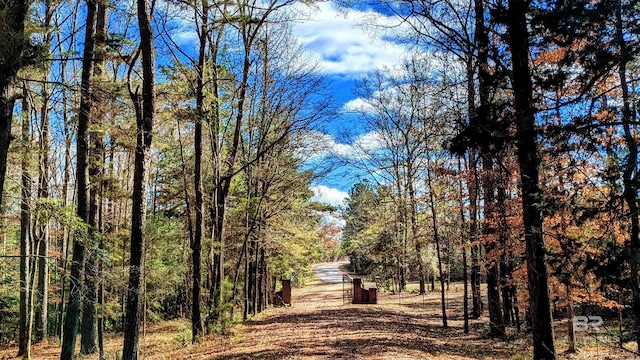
[189,302,526,359]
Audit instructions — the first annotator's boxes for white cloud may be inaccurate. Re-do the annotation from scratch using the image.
[353,131,384,152]
[297,130,350,159]
[292,3,410,76]
[298,130,384,161]
[311,185,349,207]
[343,97,375,113]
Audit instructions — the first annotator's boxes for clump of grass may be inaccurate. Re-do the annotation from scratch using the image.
[510,352,532,360]
[174,326,192,347]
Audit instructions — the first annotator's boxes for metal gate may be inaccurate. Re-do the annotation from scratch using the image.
[342,274,353,304]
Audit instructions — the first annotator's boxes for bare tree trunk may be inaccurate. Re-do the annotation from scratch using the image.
[122,0,155,357]
[426,164,447,328]
[18,85,32,359]
[57,41,73,339]
[176,122,194,323]
[468,150,482,318]
[506,0,556,357]
[60,1,97,357]
[191,0,209,341]
[252,235,259,316]
[473,0,493,324]
[566,283,576,352]
[615,1,640,351]
[483,156,505,337]
[27,237,40,359]
[243,234,249,321]
[408,171,425,295]
[458,157,469,333]
[93,4,107,357]
[495,164,516,328]
[34,118,50,344]
[34,0,56,343]
[80,0,107,351]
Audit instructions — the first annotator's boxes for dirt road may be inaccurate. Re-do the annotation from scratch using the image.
[177,262,528,359]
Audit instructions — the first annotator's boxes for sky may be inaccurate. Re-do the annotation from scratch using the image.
[290,2,411,209]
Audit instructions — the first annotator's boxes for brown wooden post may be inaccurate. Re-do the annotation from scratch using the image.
[369,288,377,304]
[352,278,362,304]
[361,287,369,303]
[281,279,291,305]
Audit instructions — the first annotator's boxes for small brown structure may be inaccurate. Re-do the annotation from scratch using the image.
[352,278,377,304]
[281,279,291,305]
[275,279,291,306]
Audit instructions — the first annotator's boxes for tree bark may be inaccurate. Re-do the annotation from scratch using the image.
[408,167,425,295]
[191,0,208,341]
[483,156,505,337]
[426,163,447,328]
[57,36,73,340]
[0,0,28,211]
[93,4,107,357]
[506,0,556,357]
[472,0,488,319]
[207,19,225,327]
[615,0,640,351]
[498,171,515,327]
[60,1,97,358]
[34,0,56,343]
[80,0,108,353]
[18,84,32,359]
[458,157,470,333]
[122,0,155,358]
[468,153,482,318]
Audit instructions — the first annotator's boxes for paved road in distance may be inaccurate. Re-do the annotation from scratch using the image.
[314,261,349,283]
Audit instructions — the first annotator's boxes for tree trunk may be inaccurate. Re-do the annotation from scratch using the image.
[176,121,194,323]
[93,4,107,357]
[34,118,50,344]
[566,283,576,353]
[483,156,505,337]
[33,1,55,343]
[57,43,73,340]
[252,237,259,316]
[122,0,155,357]
[473,0,494,323]
[206,12,227,326]
[458,157,470,333]
[426,165,447,328]
[497,166,515,327]
[468,151,482,318]
[191,0,208,341]
[80,0,108,350]
[243,235,250,321]
[18,86,32,359]
[60,0,97,357]
[506,0,556,357]
[408,172,425,295]
[615,1,640,351]
[0,0,28,212]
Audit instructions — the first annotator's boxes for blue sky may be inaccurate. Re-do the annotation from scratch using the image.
[290,2,412,208]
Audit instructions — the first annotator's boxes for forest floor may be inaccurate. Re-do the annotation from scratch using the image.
[1,262,637,359]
